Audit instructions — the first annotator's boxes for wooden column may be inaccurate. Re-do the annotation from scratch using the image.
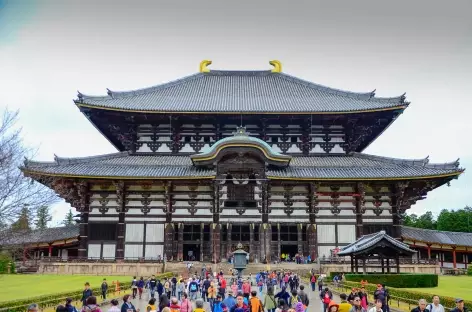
[260,223,271,263]
[249,224,254,262]
[48,245,52,257]
[78,212,89,259]
[227,224,232,260]
[163,181,174,260]
[277,223,281,260]
[211,223,221,263]
[350,256,354,273]
[396,255,401,273]
[114,181,126,260]
[381,257,385,273]
[177,223,184,261]
[453,248,457,269]
[355,182,365,238]
[392,182,409,239]
[427,245,432,260]
[307,183,319,260]
[297,223,303,255]
[386,258,390,273]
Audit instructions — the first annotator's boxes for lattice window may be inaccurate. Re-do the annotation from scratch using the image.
[89,223,117,241]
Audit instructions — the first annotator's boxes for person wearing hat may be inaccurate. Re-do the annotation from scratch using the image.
[450,299,468,312]
[328,301,340,312]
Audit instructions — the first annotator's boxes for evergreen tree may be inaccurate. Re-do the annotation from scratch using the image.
[62,209,75,226]
[34,206,52,230]
[11,206,31,230]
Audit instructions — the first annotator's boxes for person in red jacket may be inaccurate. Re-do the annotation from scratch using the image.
[242,280,251,301]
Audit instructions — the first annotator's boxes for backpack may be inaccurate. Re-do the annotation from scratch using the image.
[323,293,331,304]
[190,283,197,291]
[290,296,300,308]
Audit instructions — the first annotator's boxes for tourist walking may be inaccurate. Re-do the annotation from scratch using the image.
[138,277,145,300]
[223,291,237,312]
[450,299,468,312]
[350,296,367,312]
[81,283,93,307]
[411,299,430,312]
[263,287,277,312]
[101,279,108,300]
[121,295,138,312]
[65,298,79,312]
[81,296,101,312]
[108,299,120,312]
[427,296,445,312]
[145,298,157,312]
[180,293,192,312]
[132,277,139,299]
[368,300,383,312]
[194,299,206,312]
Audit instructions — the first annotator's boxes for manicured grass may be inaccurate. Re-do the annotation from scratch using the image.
[405,275,472,301]
[0,275,130,302]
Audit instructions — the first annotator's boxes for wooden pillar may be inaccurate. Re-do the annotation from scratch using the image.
[427,245,432,260]
[396,255,400,273]
[200,223,204,262]
[277,223,281,260]
[386,258,390,273]
[440,250,444,267]
[164,223,174,261]
[78,211,89,259]
[297,223,303,256]
[350,256,354,273]
[48,245,52,257]
[308,183,318,259]
[362,257,367,273]
[354,257,359,273]
[249,223,254,262]
[355,183,365,238]
[381,257,385,273]
[211,223,221,263]
[453,248,457,269]
[307,224,317,261]
[113,181,127,260]
[227,224,232,259]
[177,223,184,261]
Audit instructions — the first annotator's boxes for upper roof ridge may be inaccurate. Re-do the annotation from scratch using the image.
[53,151,130,165]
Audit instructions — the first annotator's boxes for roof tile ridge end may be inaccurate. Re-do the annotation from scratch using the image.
[106,73,204,99]
[55,151,130,165]
[278,73,377,100]
[352,152,430,167]
[424,158,461,170]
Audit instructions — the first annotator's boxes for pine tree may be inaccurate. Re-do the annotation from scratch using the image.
[63,209,75,226]
[34,206,52,230]
[11,206,32,230]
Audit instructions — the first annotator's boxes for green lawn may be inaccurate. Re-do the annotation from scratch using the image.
[405,275,472,301]
[0,275,130,302]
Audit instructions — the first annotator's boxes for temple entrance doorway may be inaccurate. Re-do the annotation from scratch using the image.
[280,244,298,261]
[183,244,201,261]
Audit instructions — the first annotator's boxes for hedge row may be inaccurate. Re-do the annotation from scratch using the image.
[0,272,173,312]
[344,274,438,288]
[340,280,470,311]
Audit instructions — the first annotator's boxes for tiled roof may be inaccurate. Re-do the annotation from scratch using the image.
[75,70,408,113]
[21,152,462,180]
[400,226,472,247]
[0,225,79,246]
[337,230,416,256]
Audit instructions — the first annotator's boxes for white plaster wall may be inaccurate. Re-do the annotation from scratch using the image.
[337,224,356,244]
[146,224,164,243]
[125,244,143,259]
[145,245,164,259]
[103,244,116,258]
[317,224,336,243]
[125,224,144,242]
[88,244,101,259]
[318,246,335,258]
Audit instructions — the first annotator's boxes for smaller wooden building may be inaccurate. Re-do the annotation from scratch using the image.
[337,230,416,273]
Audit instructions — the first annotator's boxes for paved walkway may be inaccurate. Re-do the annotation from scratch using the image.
[102,282,340,312]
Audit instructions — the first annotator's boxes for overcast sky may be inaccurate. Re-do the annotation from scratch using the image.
[1,0,471,226]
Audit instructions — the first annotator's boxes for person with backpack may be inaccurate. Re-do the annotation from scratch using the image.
[264,287,277,312]
[164,279,172,299]
[427,296,445,312]
[146,298,157,312]
[288,290,300,309]
[310,275,317,291]
[275,286,290,306]
[249,291,263,312]
[131,277,138,299]
[65,298,79,312]
[188,278,199,301]
[81,296,101,312]
[213,295,227,312]
[320,287,333,312]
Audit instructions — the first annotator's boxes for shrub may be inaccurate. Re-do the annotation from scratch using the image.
[467,266,472,276]
[0,272,173,312]
[339,280,471,311]
[344,273,438,288]
[0,253,14,274]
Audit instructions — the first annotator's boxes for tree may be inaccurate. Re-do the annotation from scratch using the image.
[34,206,52,230]
[0,109,58,228]
[416,211,437,230]
[62,209,75,226]
[403,213,419,227]
[10,206,31,230]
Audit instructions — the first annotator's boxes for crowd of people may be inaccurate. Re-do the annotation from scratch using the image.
[23,269,469,312]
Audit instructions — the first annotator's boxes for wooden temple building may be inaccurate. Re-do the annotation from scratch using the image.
[19,60,464,263]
